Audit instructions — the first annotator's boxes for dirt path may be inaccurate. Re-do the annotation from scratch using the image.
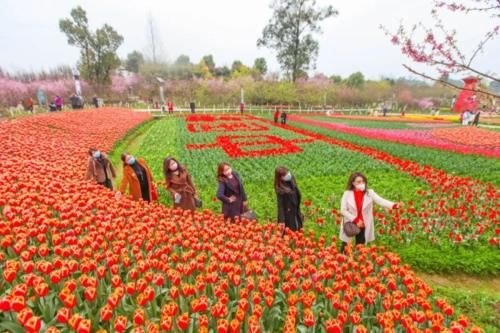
[418,273,500,295]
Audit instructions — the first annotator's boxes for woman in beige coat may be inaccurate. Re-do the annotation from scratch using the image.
[339,172,402,253]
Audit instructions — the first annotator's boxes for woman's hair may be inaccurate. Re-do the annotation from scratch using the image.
[120,152,130,166]
[88,148,97,156]
[274,166,295,194]
[217,162,231,181]
[346,172,368,191]
[163,157,184,181]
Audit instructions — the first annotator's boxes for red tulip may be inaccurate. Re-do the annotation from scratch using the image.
[177,312,189,330]
[100,305,113,322]
[77,319,91,333]
[17,307,33,326]
[24,316,41,333]
[303,308,314,327]
[217,319,229,333]
[114,315,128,332]
[57,307,71,324]
[10,295,25,312]
[325,319,342,333]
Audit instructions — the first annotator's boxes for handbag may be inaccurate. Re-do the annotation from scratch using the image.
[241,209,257,221]
[343,219,361,237]
[194,196,202,208]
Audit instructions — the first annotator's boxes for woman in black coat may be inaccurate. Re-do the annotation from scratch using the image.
[275,166,303,233]
[216,162,248,222]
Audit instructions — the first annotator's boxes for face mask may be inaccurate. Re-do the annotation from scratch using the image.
[93,151,101,159]
[224,168,232,177]
[169,162,178,171]
[127,157,136,165]
[282,172,292,182]
[355,183,366,191]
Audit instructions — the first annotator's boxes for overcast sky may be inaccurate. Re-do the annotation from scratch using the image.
[0,0,498,80]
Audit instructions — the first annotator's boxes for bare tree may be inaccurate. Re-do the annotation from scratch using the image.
[145,14,164,63]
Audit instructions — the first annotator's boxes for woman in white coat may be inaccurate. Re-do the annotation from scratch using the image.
[339,172,403,253]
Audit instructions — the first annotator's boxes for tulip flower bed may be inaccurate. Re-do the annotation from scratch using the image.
[287,119,500,186]
[0,109,488,332]
[131,114,499,275]
[288,115,500,158]
[312,114,456,123]
[431,127,500,147]
[305,116,457,130]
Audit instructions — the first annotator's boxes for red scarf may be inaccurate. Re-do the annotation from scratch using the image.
[354,190,365,227]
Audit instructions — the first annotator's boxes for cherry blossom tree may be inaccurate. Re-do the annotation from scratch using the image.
[383,0,499,98]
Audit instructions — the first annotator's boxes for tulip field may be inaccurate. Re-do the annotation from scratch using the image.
[0,108,499,332]
[135,113,499,274]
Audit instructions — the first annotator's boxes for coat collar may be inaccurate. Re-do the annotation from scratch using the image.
[225,173,240,192]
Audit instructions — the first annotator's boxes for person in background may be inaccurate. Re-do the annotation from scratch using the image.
[55,95,63,111]
[472,110,481,127]
[275,166,303,234]
[462,110,472,125]
[85,148,116,190]
[274,109,280,123]
[240,102,245,114]
[190,100,196,113]
[49,101,57,112]
[167,100,174,114]
[216,162,247,222]
[163,157,198,211]
[119,153,155,202]
[24,97,34,112]
[339,172,403,253]
[70,94,83,110]
[281,110,287,125]
[93,96,99,108]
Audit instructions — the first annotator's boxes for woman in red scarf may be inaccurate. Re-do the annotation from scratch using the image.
[339,172,403,253]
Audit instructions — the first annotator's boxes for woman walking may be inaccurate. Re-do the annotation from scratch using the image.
[216,162,247,222]
[339,172,402,253]
[119,153,155,202]
[85,148,116,190]
[275,166,303,234]
[163,157,198,211]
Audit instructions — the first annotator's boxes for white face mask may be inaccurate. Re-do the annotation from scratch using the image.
[224,168,232,177]
[355,183,366,191]
[169,162,178,171]
[282,172,292,182]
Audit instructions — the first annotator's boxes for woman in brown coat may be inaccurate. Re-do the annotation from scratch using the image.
[163,157,198,211]
[119,153,155,202]
[85,148,116,190]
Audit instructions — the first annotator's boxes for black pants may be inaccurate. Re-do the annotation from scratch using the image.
[340,228,365,253]
[98,179,113,191]
[224,215,238,224]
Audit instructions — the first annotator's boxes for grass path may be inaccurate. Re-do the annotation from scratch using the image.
[108,118,158,189]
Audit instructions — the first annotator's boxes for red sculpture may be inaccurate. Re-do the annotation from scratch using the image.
[452,76,479,113]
